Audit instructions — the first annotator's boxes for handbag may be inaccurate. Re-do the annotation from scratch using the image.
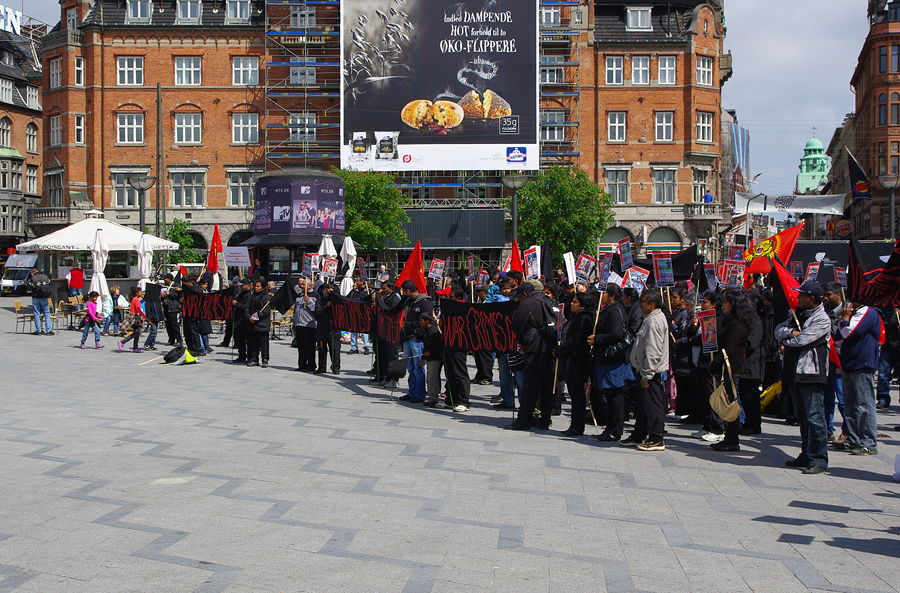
[604,331,634,358]
[709,351,741,423]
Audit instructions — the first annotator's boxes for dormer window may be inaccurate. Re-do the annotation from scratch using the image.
[626,6,652,31]
[126,0,151,23]
[177,0,201,24]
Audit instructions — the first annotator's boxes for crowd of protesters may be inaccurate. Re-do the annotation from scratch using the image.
[20,261,895,473]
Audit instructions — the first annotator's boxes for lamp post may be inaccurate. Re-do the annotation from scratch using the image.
[878,174,900,241]
[127,174,158,234]
[501,172,528,243]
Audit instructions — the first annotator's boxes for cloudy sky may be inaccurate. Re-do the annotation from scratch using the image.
[722,0,870,195]
[29,0,871,196]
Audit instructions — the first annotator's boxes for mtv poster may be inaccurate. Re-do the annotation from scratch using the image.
[340,0,539,171]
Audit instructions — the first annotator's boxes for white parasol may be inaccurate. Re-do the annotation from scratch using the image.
[317,235,338,276]
[338,236,358,296]
[136,233,154,290]
[88,228,110,303]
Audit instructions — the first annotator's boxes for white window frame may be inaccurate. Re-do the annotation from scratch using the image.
[632,56,649,85]
[608,112,626,142]
[541,111,565,141]
[26,123,37,152]
[541,6,561,27]
[625,6,652,31]
[696,111,713,143]
[0,118,9,147]
[289,66,316,85]
[117,56,144,86]
[697,56,713,87]
[655,111,674,142]
[653,168,677,204]
[692,168,710,202]
[26,165,37,194]
[11,162,22,191]
[606,56,623,85]
[226,0,250,23]
[174,113,202,144]
[658,56,676,85]
[0,79,12,104]
[290,6,315,27]
[49,58,62,89]
[232,56,258,86]
[47,172,64,207]
[126,0,150,23]
[74,114,85,145]
[111,168,150,208]
[231,113,259,144]
[67,8,77,30]
[74,57,84,87]
[541,55,565,84]
[116,113,144,144]
[289,113,315,142]
[49,115,62,146]
[228,169,261,207]
[174,57,202,86]
[176,0,201,24]
[170,171,206,208]
[606,168,630,204]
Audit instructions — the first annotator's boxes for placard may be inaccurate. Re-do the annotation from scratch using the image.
[476,269,490,286]
[524,245,541,280]
[428,258,447,280]
[302,253,319,277]
[653,255,675,287]
[618,237,633,271]
[357,257,367,280]
[698,309,718,353]
[574,253,596,281]
[726,260,745,288]
[467,255,475,279]
[805,262,820,282]
[730,246,745,261]
[704,263,718,291]
[790,261,803,278]
[223,247,251,267]
[502,254,512,273]
[626,265,650,293]
[321,257,339,278]
[599,255,612,286]
[834,266,847,287]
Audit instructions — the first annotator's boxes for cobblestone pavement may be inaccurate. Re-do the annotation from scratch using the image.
[1,308,899,593]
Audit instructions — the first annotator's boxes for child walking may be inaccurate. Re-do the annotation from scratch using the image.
[80,291,105,349]
[118,286,148,353]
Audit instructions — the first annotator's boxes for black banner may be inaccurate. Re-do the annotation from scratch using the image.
[848,236,900,308]
[331,294,373,334]
[183,291,234,320]
[376,306,403,344]
[440,298,518,354]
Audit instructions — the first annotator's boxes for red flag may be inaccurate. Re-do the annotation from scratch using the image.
[743,222,804,274]
[828,337,842,370]
[510,239,524,274]
[395,241,427,293]
[179,265,188,276]
[206,224,223,274]
[773,259,799,311]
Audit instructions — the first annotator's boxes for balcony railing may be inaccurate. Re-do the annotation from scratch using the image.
[683,202,728,219]
[27,206,71,225]
[42,30,83,51]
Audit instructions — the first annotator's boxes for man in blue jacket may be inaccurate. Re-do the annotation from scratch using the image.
[834,302,881,456]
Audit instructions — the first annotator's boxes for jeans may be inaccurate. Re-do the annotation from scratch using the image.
[403,339,426,400]
[144,322,159,348]
[81,319,101,344]
[842,370,878,449]
[32,297,51,332]
[789,383,829,469]
[69,287,84,310]
[103,310,120,334]
[199,334,210,352]
[349,332,370,352]
[498,354,515,406]
[876,346,897,406]
[824,373,846,436]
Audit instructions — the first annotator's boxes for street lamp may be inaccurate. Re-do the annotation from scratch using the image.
[501,172,528,242]
[878,174,900,241]
[127,174,158,234]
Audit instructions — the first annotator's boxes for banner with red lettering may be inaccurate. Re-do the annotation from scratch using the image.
[183,291,234,320]
[439,299,518,354]
[330,294,373,334]
[375,305,403,344]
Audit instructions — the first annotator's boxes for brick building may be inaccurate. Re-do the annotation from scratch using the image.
[0,25,44,253]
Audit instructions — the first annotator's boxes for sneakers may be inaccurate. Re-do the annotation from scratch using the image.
[144,346,157,351]
[701,432,725,443]
[261,360,268,368]
[117,341,124,352]
[666,412,689,420]
[619,434,643,447]
[832,433,849,447]
[95,343,105,349]
[132,348,144,353]
[490,395,504,404]
[875,401,889,410]
[45,331,55,336]
[453,404,470,412]
[435,401,450,409]
[691,429,709,439]
[801,465,827,475]
[637,439,665,451]
[31,331,42,335]
[849,446,877,456]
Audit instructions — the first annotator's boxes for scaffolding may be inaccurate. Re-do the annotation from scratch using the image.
[539,0,581,168]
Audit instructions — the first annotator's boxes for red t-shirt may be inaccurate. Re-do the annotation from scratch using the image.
[68,268,84,289]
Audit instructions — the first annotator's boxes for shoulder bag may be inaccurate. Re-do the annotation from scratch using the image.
[709,351,741,423]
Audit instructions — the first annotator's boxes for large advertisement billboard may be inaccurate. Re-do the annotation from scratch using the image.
[340,0,539,172]
[253,178,346,235]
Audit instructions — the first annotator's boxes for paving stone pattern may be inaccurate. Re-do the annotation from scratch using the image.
[1,309,899,592]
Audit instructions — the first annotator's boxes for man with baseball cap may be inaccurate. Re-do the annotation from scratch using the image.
[775,281,832,474]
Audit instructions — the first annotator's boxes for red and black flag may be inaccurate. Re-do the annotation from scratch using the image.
[847,148,871,200]
[848,236,900,308]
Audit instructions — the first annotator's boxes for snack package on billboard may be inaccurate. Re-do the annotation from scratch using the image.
[349,132,370,162]
[574,253,596,281]
[374,132,399,160]
[698,309,718,353]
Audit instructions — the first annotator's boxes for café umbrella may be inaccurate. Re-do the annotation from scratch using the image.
[88,228,110,302]
[338,235,357,296]
[136,233,154,290]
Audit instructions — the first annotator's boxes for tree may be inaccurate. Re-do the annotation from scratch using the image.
[501,165,616,265]
[161,218,205,264]
[332,168,411,254]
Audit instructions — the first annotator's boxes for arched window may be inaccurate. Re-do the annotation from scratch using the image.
[880,93,889,125]
[892,94,900,125]
[25,123,36,152]
[0,118,10,147]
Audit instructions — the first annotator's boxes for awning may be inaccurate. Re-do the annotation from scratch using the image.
[17,218,179,252]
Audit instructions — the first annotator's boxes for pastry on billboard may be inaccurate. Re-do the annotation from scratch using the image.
[432,101,464,128]
[401,100,433,129]
[457,90,484,119]
[483,90,511,119]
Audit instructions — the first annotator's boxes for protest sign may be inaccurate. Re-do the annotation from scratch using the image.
[600,255,612,285]
[477,269,490,286]
[805,262,820,282]
[627,266,650,293]
[428,258,446,280]
[502,254,512,273]
[183,291,234,320]
[704,263,718,291]
[467,256,475,279]
[698,309,718,353]
[790,261,803,278]
[440,299,518,354]
[223,247,251,267]
[330,295,373,334]
[618,237,633,271]
[575,253,596,281]
[321,257,338,278]
[726,260,745,288]
[653,256,675,287]
[834,266,847,287]
[524,245,541,279]
[357,258,367,279]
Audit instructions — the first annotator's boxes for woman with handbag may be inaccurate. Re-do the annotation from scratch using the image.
[708,288,754,452]
[555,291,596,436]
[588,283,634,442]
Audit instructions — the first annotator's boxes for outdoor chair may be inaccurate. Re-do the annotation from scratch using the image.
[14,300,34,334]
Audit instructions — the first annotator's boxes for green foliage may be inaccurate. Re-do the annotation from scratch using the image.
[161,218,205,264]
[332,168,411,254]
[501,166,616,265]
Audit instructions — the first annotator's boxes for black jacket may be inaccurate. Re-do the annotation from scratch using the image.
[234,288,252,326]
[761,305,777,362]
[249,290,272,332]
[556,309,593,379]
[401,293,434,341]
[512,292,549,354]
[744,313,765,383]
[711,314,749,378]
[671,307,695,377]
[315,291,335,338]
[625,301,643,336]
[880,306,900,351]
[418,324,443,362]
[592,300,628,365]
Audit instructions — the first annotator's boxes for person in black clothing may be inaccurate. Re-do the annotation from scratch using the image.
[759,289,780,404]
[180,276,202,351]
[876,305,900,409]
[218,278,240,347]
[505,282,554,431]
[689,290,724,440]
[161,274,182,346]
[441,287,472,411]
[247,278,272,367]
[419,313,445,408]
[708,288,752,451]
[315,283,341,374]
[232,278,252,363]
[373,282,401,385]
[741,290,766,435]
[669,288,695,420]
[589,284,634,441]
[555,291,596,436]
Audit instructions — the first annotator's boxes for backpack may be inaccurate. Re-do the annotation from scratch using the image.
[163,345,186,363]
[32,276,51,298]
[533,295,559,343]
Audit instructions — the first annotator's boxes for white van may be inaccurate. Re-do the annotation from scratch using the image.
[1,253,38,296]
